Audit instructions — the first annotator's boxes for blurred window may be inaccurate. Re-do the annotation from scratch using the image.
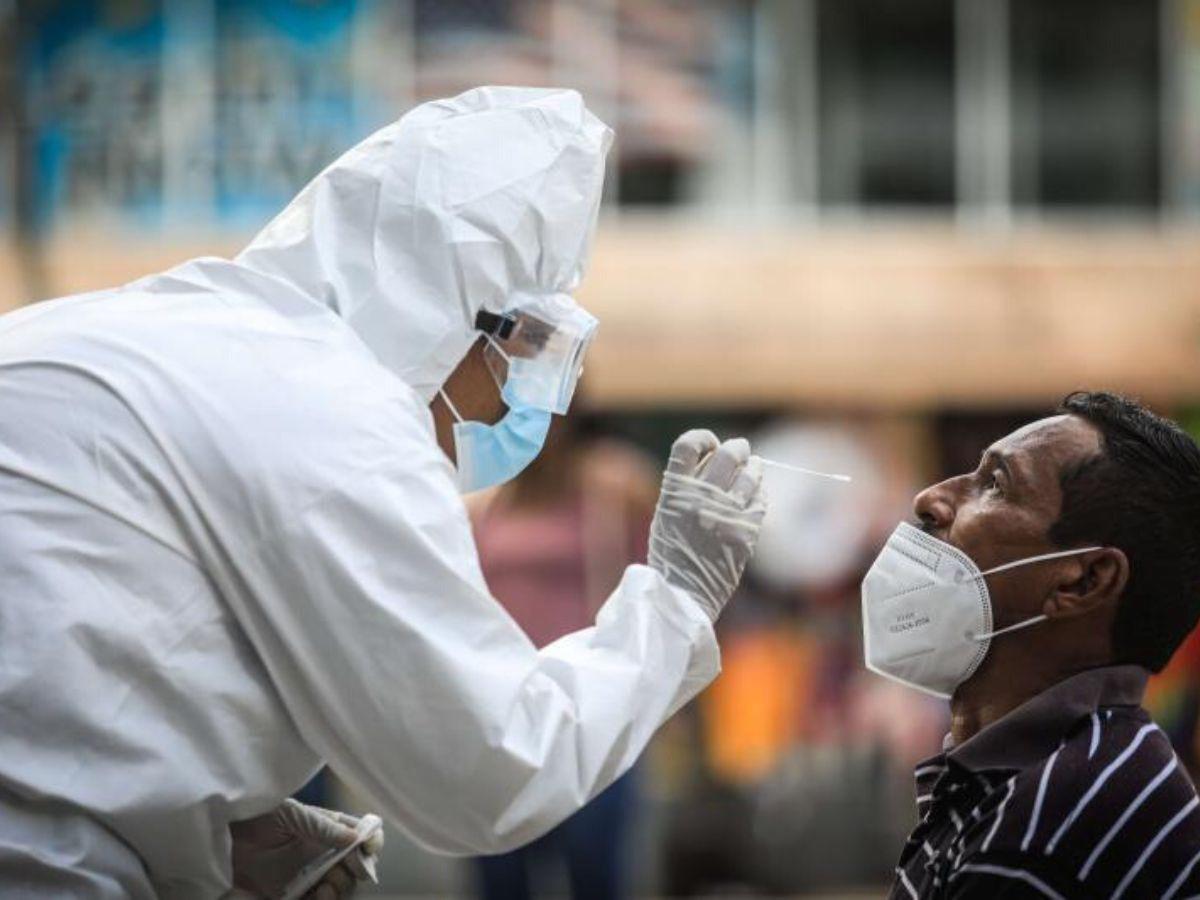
[816,0,956,207]
[611,0,725,207]
[12,0,1181,229]
[414,0,513,36]
[213,0,363,223]
[1010,0,1161,210]
[22,2,167,223]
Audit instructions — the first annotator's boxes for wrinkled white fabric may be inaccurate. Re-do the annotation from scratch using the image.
[0,87,718,898]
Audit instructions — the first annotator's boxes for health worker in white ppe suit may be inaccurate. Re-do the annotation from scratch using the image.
[0,86,767,899]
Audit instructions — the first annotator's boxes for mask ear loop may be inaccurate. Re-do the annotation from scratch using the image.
[439,388,465,424]
[970,614,1050,643]
[481,333,516,396]
[484,333,513,365]
[975,546,1104,579]
[965,545,1104,642]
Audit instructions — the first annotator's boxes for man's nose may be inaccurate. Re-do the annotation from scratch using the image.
[913,479,957,532]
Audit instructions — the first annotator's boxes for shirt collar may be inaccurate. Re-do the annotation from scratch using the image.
[944,664,1149,773]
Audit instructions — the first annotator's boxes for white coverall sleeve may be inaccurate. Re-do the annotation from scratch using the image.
[231,409,719,856]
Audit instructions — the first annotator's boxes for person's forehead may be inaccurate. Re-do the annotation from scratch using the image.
[991,414,1102,474]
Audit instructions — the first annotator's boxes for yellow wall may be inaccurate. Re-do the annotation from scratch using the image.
[5,224,1200,409]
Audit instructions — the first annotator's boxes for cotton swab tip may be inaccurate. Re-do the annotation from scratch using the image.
[759,457,853,483]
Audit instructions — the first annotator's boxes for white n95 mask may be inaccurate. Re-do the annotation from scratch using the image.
[861,521,1102,698]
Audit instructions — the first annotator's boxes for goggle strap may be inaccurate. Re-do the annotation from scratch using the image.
[474,310,517,340]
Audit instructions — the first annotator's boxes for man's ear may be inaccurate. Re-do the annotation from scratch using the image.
[1042,547,1129,619]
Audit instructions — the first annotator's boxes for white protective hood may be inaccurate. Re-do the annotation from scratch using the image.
[236,86,613,401]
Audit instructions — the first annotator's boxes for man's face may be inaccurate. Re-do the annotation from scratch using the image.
[912,414,1103,626]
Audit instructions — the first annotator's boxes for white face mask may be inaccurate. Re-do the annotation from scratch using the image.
[861,521,1102,698]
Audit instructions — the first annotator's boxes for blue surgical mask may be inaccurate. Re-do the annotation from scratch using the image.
[439,382,551,494]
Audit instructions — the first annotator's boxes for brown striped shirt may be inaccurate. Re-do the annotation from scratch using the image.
[889,665,1200,899]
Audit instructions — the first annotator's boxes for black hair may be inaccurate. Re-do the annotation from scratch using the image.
[1051,391,1200,672]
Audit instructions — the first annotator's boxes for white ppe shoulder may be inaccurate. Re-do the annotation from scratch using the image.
[221,387,719,856]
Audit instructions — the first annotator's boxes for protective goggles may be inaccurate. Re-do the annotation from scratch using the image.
[474,292,598,415]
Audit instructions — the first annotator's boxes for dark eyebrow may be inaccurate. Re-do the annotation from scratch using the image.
[980,448,1021,488]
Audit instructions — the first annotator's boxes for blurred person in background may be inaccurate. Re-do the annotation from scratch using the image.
[867,392,1200,898]
[468,410,657,899]
[0,87,767,898]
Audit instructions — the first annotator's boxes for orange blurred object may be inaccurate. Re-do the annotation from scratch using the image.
[701,627,818,784]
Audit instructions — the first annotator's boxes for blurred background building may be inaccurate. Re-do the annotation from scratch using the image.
[4,0,1200,896]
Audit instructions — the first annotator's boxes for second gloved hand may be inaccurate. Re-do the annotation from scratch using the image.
[648,429,766,621]
[230,798,384,899]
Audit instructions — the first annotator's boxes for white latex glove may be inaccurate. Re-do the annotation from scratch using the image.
[648,430,766,621]
[230,799,384,899]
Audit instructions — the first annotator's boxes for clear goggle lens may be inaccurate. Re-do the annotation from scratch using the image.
[479,294,597,414]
